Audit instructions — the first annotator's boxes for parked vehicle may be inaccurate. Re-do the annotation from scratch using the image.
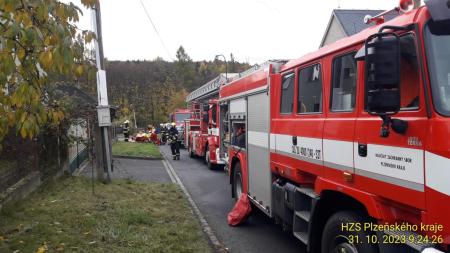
[184,102,201,158]
[185,74,237,169]
[219,2,450,253]
[169,108,191,147]
[188,100,224,169]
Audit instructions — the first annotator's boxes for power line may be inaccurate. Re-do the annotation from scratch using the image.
[139,0,174,61]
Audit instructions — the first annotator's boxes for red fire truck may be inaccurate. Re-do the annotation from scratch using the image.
[188,99,222,169]
[220,2,450,253]
[186,74,237,169]
[169,108,191,147]
[183,103,201,152]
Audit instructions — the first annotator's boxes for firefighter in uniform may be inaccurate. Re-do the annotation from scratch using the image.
[160,123,167,145]
[123,120,130,142]
[168,122,180,160]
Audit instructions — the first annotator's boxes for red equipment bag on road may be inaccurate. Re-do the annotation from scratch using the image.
[227,193,252,226]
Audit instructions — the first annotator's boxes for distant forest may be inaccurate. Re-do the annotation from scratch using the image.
[101,46,251,127]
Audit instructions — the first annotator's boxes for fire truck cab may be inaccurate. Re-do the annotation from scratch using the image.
[221,2,450,253]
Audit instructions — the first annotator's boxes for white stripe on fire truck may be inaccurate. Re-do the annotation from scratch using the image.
[248,131,269,148]
[272,134,323,166]
[353,143,424,185]
[323,139,353,169]
[270,134,276,151]
[356,168,424,192]
[425,151,450,196]
[268,133,425,192]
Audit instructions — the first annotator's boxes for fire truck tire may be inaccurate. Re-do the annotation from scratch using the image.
[232,163,243,200]
[188,146,195,158]
[321,211,379,253]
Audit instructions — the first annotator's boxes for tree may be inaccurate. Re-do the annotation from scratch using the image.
[175,45,196,90]
[103,57,251,127]
[175,46,191,62]
[0,0,96,142]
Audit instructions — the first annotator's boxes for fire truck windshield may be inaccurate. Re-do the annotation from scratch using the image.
[175,113,190,122]
[424,20,450,116]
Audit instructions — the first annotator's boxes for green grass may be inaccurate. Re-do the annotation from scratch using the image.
[112,142,162,159]
[0,177,212,253]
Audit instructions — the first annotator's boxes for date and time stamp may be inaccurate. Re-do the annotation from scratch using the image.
[341,222,445,244]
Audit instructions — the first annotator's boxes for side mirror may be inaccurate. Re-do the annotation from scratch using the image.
[365,32,401,114]
[364,31,408,137]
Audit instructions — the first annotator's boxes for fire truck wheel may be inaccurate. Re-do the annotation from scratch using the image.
[321,211,379,253]
[188,146,195,158]
[232,163,243,200]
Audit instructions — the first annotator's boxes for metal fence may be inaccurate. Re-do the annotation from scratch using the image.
[0,133,40,193]
[0,122,95,192]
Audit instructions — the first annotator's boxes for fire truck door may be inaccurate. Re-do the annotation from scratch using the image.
[247,92,272,215]
[323,53,358,177]
[354,34,427,209]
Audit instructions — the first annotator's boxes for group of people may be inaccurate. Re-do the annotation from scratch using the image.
[157,122,181,160]
[121,120,180,160]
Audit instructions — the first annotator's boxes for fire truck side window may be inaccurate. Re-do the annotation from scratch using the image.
[211,105,217,125]
[280,73,295,114]
[399,34,420,109]
[232,122,246,148]
[331,53,357,112]
[298,64,323,113]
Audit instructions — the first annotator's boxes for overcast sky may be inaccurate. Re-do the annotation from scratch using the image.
[71,0,402,64]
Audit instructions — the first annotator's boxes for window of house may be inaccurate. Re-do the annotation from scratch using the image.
[280,73,295,114]
[331,53,357,112]
[298,64,323,113]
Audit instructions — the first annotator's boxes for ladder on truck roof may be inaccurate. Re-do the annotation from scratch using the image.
[186,73,238,103]
[227,59,289,83]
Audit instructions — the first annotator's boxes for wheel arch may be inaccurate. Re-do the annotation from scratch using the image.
[203,141,209,156]
[309,190,371,253]
[229,154,247,198]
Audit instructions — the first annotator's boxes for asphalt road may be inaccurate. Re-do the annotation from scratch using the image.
[159,145,306,253]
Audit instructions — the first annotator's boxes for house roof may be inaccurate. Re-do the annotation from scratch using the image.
[320,9,398,47]
[283,7,420,72]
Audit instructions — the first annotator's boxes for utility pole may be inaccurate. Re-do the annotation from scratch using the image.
[92,0,112,183]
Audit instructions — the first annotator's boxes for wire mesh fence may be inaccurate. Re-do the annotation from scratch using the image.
[0,123,95,193]
[0,133,39,193]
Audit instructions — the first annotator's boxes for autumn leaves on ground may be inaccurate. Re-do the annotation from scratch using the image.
[0,177,212,253]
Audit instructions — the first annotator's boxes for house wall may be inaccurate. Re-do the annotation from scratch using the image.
[321,16,346,47]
